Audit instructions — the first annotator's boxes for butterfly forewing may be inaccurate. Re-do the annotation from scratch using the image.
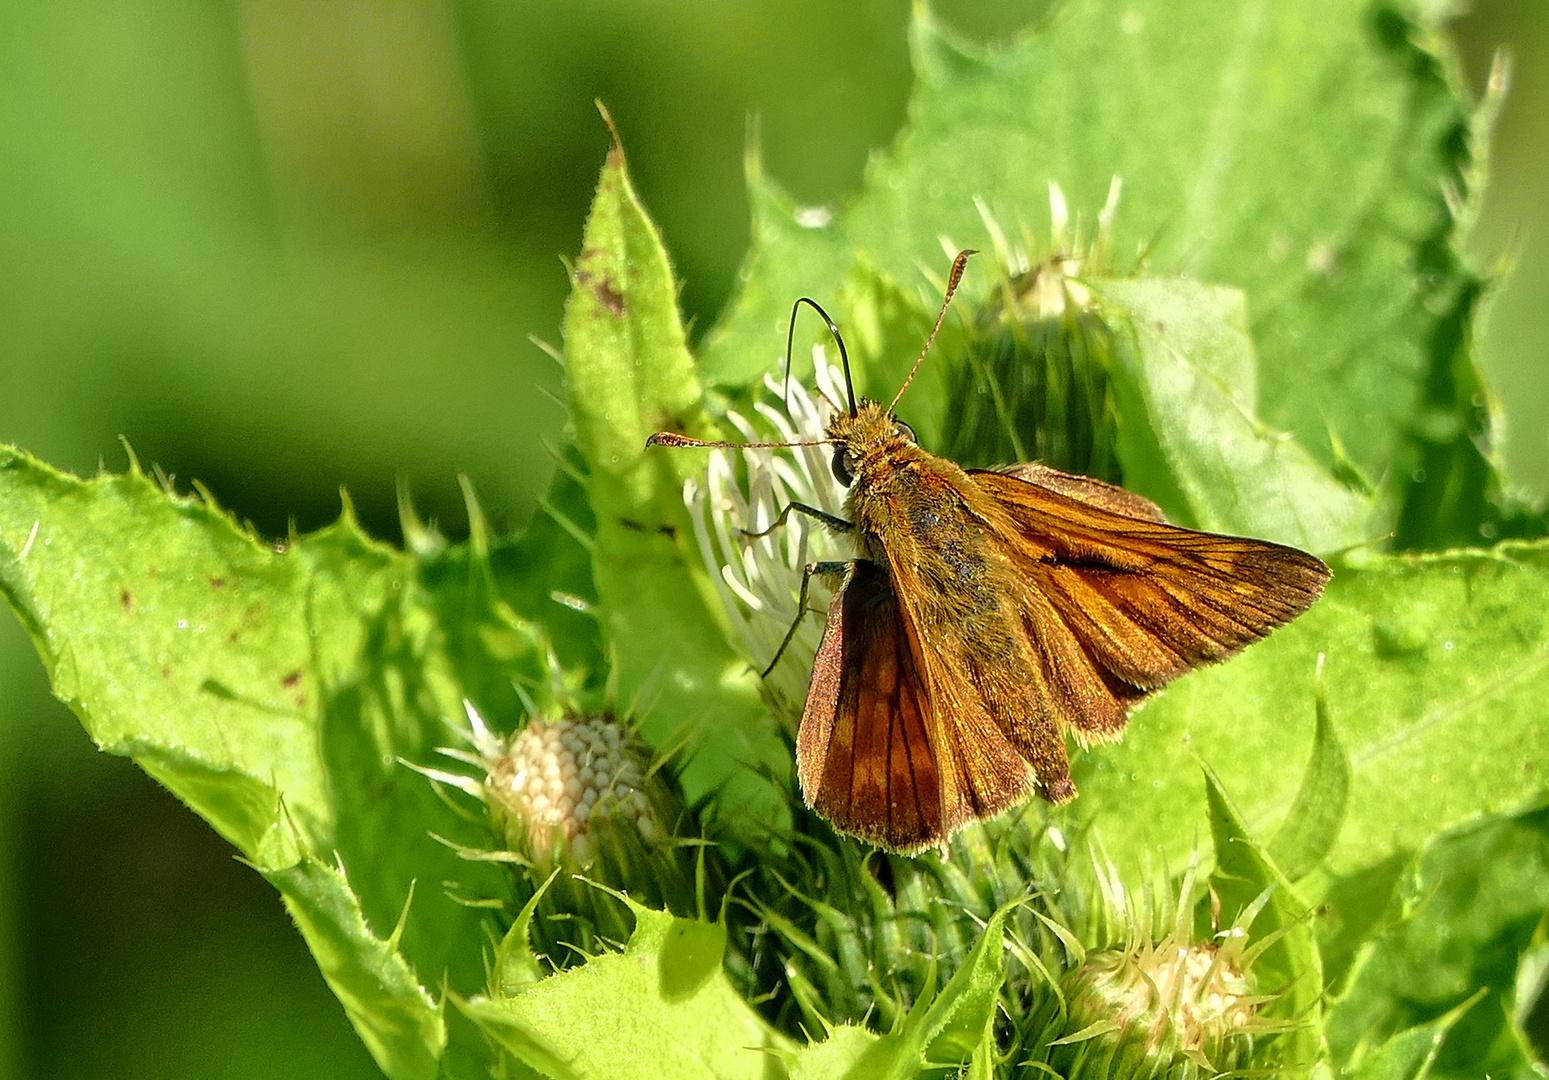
[990,462,1168,523]
[796,452,1330,851]
[969,467,1331,692]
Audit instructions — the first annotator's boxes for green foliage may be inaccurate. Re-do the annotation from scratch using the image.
[705,1,1476,494]
[1203,765,1322,1070]
[0,448,528,1077]
[261,858,445,1079]
[1339,991,1487,1080]
[1070,542,1549,884]
[460,899,790,1079]
[1327,811,1549,1078]
[1094,277,1373,552]
[561,123,788,834]
[795,902,1018,1079]
[1267,683,1352,883]
[0,2,1545,1077]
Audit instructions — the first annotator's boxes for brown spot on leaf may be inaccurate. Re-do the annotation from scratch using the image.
[576,267,626,317]
[120,589,133,612]
[595,280,625,315]
[281,669,303,689]
[209,577,226,590]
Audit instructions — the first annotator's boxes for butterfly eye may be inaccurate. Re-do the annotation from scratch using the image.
[894,420,917,443]
[830,446,854,487]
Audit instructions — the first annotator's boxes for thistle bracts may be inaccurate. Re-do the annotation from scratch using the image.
[413,699,706,970]
[1032,857,1290,1079]
[942,182,1130,479]
[737,803,1072,1037]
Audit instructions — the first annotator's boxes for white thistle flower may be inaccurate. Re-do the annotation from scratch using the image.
[687,180,1127,727]
[684,353,854,726]
[1069,941,1256,1062]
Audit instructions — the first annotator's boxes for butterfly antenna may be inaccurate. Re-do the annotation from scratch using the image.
[887,249,976,416]
[645,432,831,451]
[786,297,856,416]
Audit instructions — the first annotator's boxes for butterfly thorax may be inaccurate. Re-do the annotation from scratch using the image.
[828,402,1012,633]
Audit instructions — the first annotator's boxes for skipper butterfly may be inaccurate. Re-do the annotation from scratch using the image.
[650,252,1329,851]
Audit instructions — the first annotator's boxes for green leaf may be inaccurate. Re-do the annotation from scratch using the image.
[705,1,1478,493]
[0,446,535,1078]
[491,867,563,996]
[1327,810,1549,1077]
[1340,990,1486,1080]
[1204,766,1323,1072]
[262,856,446,1080]
[711,143,853,393]
[1095,276,1374,552]
[415,480,568,737]
[1069,541,1549,926]
[831,902,1017,1080]
[563,127,706,496]
[1514,931,1549,1063]
[488,454,605,678]
[787,1026,879,1080]
[1268,679,1353,882]
[459,899,791,1080]
[561,121,786,832]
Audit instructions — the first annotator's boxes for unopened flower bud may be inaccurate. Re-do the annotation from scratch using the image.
[483,714,664,866]
[1060,941,1257,1073]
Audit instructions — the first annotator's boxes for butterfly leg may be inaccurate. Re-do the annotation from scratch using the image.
[743,502,853,540]
[762,560,854,678]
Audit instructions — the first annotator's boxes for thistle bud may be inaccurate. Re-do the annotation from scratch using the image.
[415,702,703,966]
[483,713,664,866]
[1058,940,1257,1075]
[941,181,1127,479]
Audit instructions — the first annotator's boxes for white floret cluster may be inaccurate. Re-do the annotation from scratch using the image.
[682,356,848,725]
[487,715,660,865]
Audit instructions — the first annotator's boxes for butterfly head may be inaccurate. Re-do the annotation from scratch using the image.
[824,399,917,487]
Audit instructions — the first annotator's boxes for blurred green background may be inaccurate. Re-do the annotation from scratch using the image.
[0,3,1541,1075]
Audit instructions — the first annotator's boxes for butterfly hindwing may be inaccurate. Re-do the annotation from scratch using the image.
[796,560,942,850]
[796,559,1035,851]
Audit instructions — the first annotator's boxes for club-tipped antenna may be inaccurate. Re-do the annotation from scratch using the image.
[887,249,976,416]
[644,431,831,451]
[785,297,856,416]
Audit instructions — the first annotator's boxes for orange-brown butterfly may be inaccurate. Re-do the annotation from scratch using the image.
[649,251,1330,853]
